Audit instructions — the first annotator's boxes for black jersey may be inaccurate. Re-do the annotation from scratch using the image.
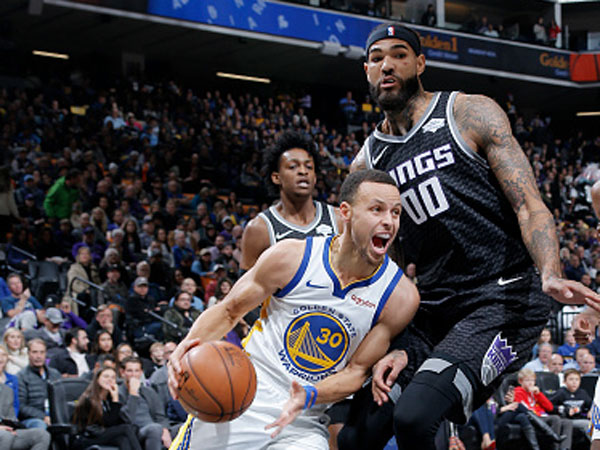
[363,91,532,291]
[258,201,338,245]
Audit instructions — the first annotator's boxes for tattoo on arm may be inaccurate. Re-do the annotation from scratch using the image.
[455,95,561,280]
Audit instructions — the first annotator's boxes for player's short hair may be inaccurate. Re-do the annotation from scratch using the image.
[263,130,319,197]
[339,169,398,205]
[563,368,581,380]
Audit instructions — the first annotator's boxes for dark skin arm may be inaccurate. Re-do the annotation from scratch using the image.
[454,93,600,310]
[239,216,271,271]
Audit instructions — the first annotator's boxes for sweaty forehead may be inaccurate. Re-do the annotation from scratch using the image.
[281,148,312,161]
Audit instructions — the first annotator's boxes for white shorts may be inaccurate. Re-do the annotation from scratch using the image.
[169,367,329,450]
[591,376,600,440]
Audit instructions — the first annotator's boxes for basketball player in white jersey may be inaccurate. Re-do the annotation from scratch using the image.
[573,179,600,448]
[240,130,340,273]
[167,169,419,450]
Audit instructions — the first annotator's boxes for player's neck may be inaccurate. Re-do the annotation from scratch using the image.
[381,90,432,136]
[330,234,379,284]
[275,195,316,225]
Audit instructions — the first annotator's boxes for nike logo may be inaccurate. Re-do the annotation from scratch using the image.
[372,146,390,167]
[306,280,328,289]
[275,230,294,240]
[497,276,523,286]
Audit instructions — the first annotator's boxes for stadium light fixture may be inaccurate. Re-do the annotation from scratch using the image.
[320,41,343,57]
[216,72,271,84]
[576,111,600,117]
[32,50,69,60]
[344,45,365,60]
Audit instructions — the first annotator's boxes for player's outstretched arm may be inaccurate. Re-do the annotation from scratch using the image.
[454,94,600,312]
[265,276,419,437]
[168,239,305,399]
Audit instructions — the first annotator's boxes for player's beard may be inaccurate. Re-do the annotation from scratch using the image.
[370,73,419,113]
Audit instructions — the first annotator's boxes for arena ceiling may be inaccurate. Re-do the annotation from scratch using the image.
[1,0,599,120]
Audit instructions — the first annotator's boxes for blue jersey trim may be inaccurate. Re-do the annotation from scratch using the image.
[275,237,313,297]
[371,267,404,328]
[323,236,389,299]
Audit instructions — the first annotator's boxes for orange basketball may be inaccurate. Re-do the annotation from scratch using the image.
[177,340,257,423]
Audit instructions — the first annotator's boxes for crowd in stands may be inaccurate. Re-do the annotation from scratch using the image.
[0,69,599,449]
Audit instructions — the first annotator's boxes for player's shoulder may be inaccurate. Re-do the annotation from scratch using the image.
[454,93,502,116]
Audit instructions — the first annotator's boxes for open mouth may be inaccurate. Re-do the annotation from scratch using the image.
[372,233,391,251]
[297,179,310,188]
[380,76,397,89]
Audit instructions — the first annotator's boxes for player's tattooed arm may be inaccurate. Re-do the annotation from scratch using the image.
[454,94,561,282]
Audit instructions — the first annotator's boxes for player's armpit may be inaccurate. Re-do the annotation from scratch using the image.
[350,146,368,172]
[239,216,271,271]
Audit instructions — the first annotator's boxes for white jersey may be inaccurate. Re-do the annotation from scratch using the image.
[244,235,404,395]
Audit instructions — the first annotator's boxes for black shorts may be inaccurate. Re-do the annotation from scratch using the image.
[392,264,552,414]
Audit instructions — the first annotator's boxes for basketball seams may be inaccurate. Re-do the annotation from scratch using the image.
[184,349,225,422]
[210,342,237,421]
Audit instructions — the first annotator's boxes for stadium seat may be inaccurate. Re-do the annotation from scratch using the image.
[580,374,598,398]
[28,260,61,302]
[535,371,560,397]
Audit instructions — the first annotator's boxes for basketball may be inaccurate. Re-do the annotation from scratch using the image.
[177,341,257,423]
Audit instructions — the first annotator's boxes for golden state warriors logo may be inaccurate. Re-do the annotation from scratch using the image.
[284,312,349,374]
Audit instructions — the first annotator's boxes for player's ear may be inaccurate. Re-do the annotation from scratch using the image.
[339,201,352,221]
[271,171,281,186]
[416,54,426,76]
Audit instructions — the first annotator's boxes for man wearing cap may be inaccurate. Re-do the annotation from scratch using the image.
[338,22,600,449]
[101,264,128,308]
[25,307,67,360]
[126,277,163,341]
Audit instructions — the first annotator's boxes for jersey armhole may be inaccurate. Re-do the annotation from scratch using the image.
[447,91,489,169]
[371,267,404,328]
[258,212,276,246]
[274,237,313,297]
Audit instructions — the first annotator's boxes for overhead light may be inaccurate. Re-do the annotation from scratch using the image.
[320,41,343,56]
[216,72,270,84]
[576,111,600,117]
[344,45,365,59]
[32,50,69,60]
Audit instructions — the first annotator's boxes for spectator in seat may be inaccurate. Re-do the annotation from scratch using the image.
[514,368,572,450]
[557,329,578,362]
[145,342,165,379]
[579,353,597,375]
[531,328,555,358]
[168,278,204,312]
[524,342,553,372]
[89,330,114,367]
[101,264,128,309]
[149,341,177,408]
[43,168,81,220]
[86,304,122,348]
[119,357,172,450]
[63,246,102,315]
[550,369,592,440]
[72,366,141,450]
[3,328,28,375]
[17,339,61,429]
[0,343,51,450]
[50,328,93,378]
[25,307,66,359]
[550,354,565,385]
[1,274,43,331]
[163,291,201,343]
[565,346,591,371]
[126,277,163,341]
[172,230,194,269]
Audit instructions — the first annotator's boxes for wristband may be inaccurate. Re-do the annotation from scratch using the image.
[302,385,318,409]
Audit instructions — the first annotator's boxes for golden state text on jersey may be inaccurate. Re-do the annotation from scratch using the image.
[242,236,404,390]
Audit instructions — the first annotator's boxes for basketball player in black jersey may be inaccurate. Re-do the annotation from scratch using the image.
[240,130,340,272]
[336,23,600,450]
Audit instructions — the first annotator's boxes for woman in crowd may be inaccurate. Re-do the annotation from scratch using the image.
[90,330,114,366]
[72,367,141,450]
[2,328,28,375]
[122,219,142,262]
[64,246,102,315]
[531,328,556,358]
[0,345,20,417]
[206,277,233,309]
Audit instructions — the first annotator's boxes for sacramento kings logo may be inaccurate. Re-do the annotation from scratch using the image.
[284,312,349,374]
